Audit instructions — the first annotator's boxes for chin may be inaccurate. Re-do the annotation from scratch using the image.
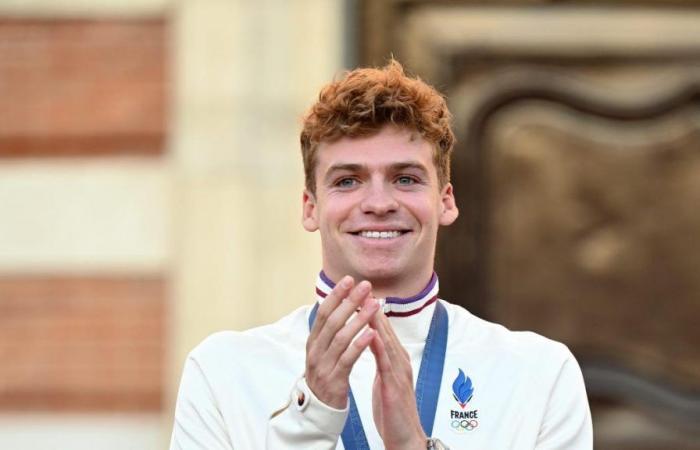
[351,261,405,283]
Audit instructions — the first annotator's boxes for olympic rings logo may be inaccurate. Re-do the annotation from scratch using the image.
[451,419,478,433]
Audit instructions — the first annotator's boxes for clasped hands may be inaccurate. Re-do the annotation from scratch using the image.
[305,276,427,450]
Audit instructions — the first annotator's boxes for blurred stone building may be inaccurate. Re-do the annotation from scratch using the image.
[0,0,338,448]
[0,1,698,449]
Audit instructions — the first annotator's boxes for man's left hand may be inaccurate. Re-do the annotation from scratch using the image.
[368,310,427,450]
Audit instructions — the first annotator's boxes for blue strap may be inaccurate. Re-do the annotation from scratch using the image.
[415,300,448,436]
[307,300,448,449]
[341,389,370,450]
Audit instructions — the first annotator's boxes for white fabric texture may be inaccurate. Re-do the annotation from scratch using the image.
[170,300,592,449]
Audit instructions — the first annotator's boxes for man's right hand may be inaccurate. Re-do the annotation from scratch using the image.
[305,276,379,409]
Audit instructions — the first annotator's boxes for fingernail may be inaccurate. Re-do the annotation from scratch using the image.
[358,281,372,294]
[368,297,380,311]
[340,276,352,288]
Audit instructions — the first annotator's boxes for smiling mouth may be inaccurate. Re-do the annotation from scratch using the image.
[353,230,408,239]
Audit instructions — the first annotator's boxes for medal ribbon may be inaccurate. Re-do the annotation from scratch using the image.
[308,299,448,449]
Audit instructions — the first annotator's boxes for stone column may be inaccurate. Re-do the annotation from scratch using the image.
[168,0,343,442]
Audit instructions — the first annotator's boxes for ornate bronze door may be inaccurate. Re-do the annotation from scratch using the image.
[356,2,700,448]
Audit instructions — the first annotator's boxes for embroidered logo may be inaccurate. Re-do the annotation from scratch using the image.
[452,369,474,409]
[448,369,479,433]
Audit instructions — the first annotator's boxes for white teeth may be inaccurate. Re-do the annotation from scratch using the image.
[359,230,402,239]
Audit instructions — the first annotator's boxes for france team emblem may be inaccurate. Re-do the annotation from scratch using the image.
[452,368,474,409]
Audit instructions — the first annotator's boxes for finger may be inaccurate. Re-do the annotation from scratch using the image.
[325,295,380,362]
[309,275,354,343]
[370,311,399,360]
[370,312,409,365]
[380,311,401,345]
[369,332,393,378]
[381,313,410,362]
[315,281,372,354]
[334,327,376,378]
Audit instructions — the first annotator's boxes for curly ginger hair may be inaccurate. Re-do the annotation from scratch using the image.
[300,60,455,193]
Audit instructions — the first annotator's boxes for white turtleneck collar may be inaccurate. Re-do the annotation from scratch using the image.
[314,271,440,345]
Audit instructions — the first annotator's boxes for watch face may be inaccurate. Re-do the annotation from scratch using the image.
[428,438,448,450]
[433,438,448,450]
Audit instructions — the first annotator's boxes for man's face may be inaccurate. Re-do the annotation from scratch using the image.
[302,125,458,295]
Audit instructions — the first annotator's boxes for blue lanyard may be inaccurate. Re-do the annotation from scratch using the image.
[308,300,448,449]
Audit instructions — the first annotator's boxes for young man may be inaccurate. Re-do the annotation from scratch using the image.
[170,61,593,449]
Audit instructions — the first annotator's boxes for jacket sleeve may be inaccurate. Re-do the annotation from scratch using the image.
[535,350,593,450]
[169,356,234,450]
[266,376,348,450]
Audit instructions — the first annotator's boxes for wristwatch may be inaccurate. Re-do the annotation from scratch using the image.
[427,437,449,449]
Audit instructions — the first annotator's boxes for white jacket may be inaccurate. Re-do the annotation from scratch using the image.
[170,300,592,449]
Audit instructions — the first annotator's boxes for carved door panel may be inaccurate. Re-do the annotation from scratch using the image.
[357,2,700,448]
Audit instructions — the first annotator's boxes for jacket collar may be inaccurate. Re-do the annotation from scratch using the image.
[315,271,439,318]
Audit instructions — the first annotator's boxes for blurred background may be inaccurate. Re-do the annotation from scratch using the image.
[0,0,698,449]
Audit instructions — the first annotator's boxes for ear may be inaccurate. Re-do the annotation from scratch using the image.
[302,189,319,232]
[438,183,459,226]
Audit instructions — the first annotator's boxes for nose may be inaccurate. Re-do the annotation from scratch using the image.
[359,180,398,215]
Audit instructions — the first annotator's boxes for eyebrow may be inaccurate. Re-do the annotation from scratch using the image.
[326,163,365,174]
[323,161,429,183]
[390,162,429,175]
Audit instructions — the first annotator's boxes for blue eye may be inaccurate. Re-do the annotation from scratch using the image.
[336,178,357,188]
[396,176,416,185]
